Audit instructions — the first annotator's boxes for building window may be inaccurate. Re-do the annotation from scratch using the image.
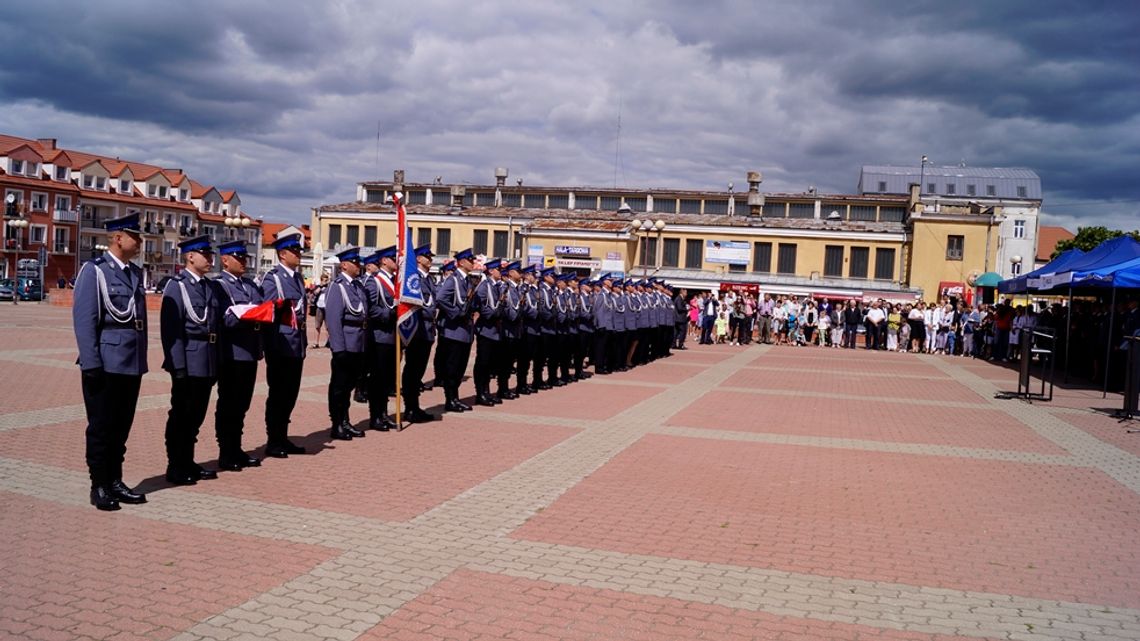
[762,202,785,217]
[1017,185,1028,198]
[874,248,896,281]
[679,199,701,214]
[823,245,844,277]
[788,203,815,219]
[180,188,188,201]
[55,166,68,181]
[30,193,48,211]
[728,263,746,272]
[436,228,451,254]
[986,184,996,196]
[407,191,427,205]
[502,193,522,207]
[472,229,488,254]
[547,194,569,209]
[654,198,677,214]
[30,224,47,244]
[365,189,385,203]
[625,197,647,212]
[1011,262,1022,276]
[574,195,596,210]
[416,227,431,247]
[638,237,657,267]
[163,239,175,256]
[55,195,71,213]
[877,181,887,192]
[662,238,680,267]
[1013,219,1025,239]
[966,184,976,196]
[164,213,173,227]
[946,235,964,261]
[684,239,703,269]
[513,231,521,257]
[346,225,359,246]
[599,196,621,210]
[777,243,797,274]
[180,214,192,230]
[522,194,545,208]
[492,230,508,257]
[752,242,772,273]
[144,238,156,254]
[11,159,23,174]
[54,227,70,253]
[850,206,876,221]
[879,207,905,222]
[83,174,93,188]
[703,200,729,215]
[148,184,157,197]
[363,225,377,248]
[945,183,956,195]
[849,246,869,279]
[927,183,936,194]
[328,224,342,247]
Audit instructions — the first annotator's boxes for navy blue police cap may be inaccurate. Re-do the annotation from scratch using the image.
[361,251,382,265]
[179,235,214,254]
[105,212,142,233]
[484,258,503,271]
[505,260,521,272]
[274,233,304,251]
[441,260,457,272]
[377,245,397,260]
[540,267,556,278]
[218,240,250,258]
[454,248,475,261]
[336,246,361,263]
[414,244,434,258]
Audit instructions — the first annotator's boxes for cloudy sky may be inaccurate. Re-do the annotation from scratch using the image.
[1,0,1137,231]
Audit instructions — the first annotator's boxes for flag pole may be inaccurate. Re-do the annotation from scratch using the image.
[395,329,403,430]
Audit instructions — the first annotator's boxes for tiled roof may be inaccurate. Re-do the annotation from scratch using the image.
[1036,225,1075,262]
[261,222,311,246]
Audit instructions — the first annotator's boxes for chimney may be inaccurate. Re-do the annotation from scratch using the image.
[494,167,509,187]
[746,171,764,216]
[393,169,405,192]
[450,185,466,207]
[37,138,57,150]
[908,183,921,215]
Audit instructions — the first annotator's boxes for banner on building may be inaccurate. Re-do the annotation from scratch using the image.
[719,282,760,295]
[555,245,590,256]
[705,240,750,265]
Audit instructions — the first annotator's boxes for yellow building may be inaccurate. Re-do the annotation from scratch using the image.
[310,170,1011,304]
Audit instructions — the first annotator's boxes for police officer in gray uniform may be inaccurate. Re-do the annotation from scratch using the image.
[576,279,595,378]
[497,261,524,400]
[436,248,478,412]
[73,212,149,511]
[402,244,438,423]
[261,233,309,458]
[214,240,263,471]
[472,258,504,407]
[536,267,560,388]
[362,245,398,431]
[325,246,369,440]
[592,274,615,375]
[161,235,223,486]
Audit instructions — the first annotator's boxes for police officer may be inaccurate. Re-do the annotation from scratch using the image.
[611,280,630,372]
[214,240,263,471]
[354,258,380,405]
[576,279,595,379]
[430,260,456,390]
[326,246,369,440]
[362,246,398,431]
[436,248,478,412]
[497,261,524,400]
[73,212,149,511]
[161,235,223,486]
[592,274,615,375]
[559,274,578,384]
[472,258,504,406]
[400,244,438,423]
[518,265,541,394]
[537,267,560,388]
[261,233,309,458]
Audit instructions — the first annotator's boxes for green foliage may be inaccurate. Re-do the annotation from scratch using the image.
[1053,226,1140,259]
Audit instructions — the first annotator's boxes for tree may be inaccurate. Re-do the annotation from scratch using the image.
[1053,226,1140,258]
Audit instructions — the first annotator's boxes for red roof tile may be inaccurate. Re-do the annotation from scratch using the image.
[1037,225,1075,262]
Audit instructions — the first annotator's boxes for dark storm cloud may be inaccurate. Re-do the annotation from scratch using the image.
[0,0,1136,230]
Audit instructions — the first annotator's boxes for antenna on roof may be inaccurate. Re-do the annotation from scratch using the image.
[613,95,625,188]
[375,120,381,178]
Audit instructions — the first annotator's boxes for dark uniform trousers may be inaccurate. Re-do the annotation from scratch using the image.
[432,336,447,386]
[520,334,538,387]
[402,337,431,410]
[369,342,396,419]
[674,321,687,348]
[542,334,559,383]
[592,329,610,373]
[473,334,499,392]
[440,337,473,399]
[576,332,591,376]
[265,352,304,445]
[609,331,628,372]
[329,351,364,425]
[497,337,519,393]
[214,360,257,453]
[83,372,142,487]
[559,333,575,380]
[165,374,216,472]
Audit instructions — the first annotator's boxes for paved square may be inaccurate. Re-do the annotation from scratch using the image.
[1,305,1138,641]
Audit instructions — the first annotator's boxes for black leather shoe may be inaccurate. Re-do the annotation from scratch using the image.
[330,424,354,440]
[343,422,366,438]
[488,393,503,405]
[444,399,466,413]
[192,464,218,481]
[353,390,368,404]
[281,440,306,455]
[516,386,532,395]
[369,416,393,431]
[580,372,594,379]
[476,393,497,407]
[536,382,551,390]
[420,381,433,392]
[405,408,437,423]
[218,456,244,471]
[238,451,261,467]
[497,390,519,400]
[165,469,198,486]
[90,486,121,511]
[109,480,147,504]
[265,445,289,458]
[552,379,566,387]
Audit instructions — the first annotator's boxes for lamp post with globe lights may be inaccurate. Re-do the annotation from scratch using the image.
[630,218,666,277]
[5,194,30,304]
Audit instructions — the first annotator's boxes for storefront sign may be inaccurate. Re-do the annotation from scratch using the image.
[555,245,590,256]
[705,240,750,265]
[556,257,602,269]
[719,282,760,295]
[606,252,622,261]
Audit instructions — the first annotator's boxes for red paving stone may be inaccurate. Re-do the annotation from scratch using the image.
[725,367,979,403]
[514,434,1140,608]
[1050,410,1140,457]
[753,351,950,378]
[490,382,664,421]
[666,390,1069,455]
[0,405,577,521]
[603,361,707,385]
[0,491,335,641]
[359,569,996,641]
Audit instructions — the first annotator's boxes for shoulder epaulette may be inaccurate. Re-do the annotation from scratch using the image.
[92,256,106,266]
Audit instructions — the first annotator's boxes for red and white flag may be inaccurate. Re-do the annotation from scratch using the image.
[227,300,282,323]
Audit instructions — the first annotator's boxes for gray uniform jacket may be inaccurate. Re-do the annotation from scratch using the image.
[612,292,628,332]
[415,268,438,343]
[216,271,264,363]
[537,283,557,335]
[501,281,523,340]
[437,270,475,343]
[261,264,308,359]
[160,272,223,378]
[521,284,541,336]
[72,256,149,376]
[578,293,594,333]
[592,289,613,332]
[326,273,369,353]
[563,290,578,334]
[364,271,397,346]
[474,277,502,341]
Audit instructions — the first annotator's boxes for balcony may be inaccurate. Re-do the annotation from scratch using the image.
[53,209,79,223]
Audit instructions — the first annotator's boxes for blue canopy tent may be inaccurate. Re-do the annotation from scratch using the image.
[1038,236,1140,291]
[997,248,1085,294]
[1110,258,1140,289]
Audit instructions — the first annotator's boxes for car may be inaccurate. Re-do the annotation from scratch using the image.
[152,276,173,294]
[0,277,42,301]
[0,279,13,301]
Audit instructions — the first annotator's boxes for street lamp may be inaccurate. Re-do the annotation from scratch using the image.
[919,155,931,200]
[7,215,29,305]
[630,218,667,277]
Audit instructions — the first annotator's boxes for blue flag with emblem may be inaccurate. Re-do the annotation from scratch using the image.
[396,225,423,343]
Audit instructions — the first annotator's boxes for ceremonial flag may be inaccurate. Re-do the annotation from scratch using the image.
[226,300,281,323]
[393,192,423,343]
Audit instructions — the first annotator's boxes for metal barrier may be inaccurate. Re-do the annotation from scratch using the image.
[998,329,1055,403]
[1123,335,1139,428]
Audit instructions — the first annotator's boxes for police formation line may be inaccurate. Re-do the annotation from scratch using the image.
[73,213,687,512]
